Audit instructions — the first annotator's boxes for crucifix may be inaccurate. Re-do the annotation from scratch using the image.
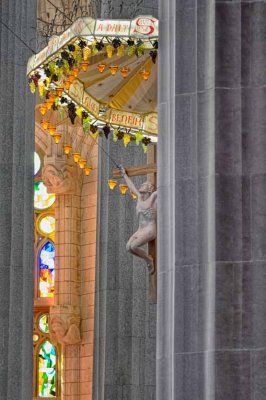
[112,145,157,304]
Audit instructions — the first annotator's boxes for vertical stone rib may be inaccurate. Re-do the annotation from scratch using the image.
[0,1,36,399]
[157,0,216,399]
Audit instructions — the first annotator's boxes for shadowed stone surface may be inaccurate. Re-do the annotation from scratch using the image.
[0,0,36,399]
[157,0,266,399]
[93,139,156,400]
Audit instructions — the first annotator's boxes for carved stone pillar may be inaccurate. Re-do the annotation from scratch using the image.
[42,154,82,399]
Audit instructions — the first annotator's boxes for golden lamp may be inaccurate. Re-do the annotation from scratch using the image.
[63,144,72,155]
[108,179,117,190]
[53,133,62,144]
[45,99,53,110]
[64,79,70,90]
[84,165,92,176]
[141,70,151,81]
[81,62,89,72]
[39,104,47,115]
[131,191,138,200]
[69,74,75,83]
[72,67,80,77]
[41,120,49,130]
[78,158,86,169]
[72,152,81,163]
[48,125,56,136]
[121,67,129,78]
[56,87,64,97]
[98,63,106,73]
[119,184,128,195]
[109,65,118,76]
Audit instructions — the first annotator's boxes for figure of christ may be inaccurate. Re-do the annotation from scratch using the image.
[119,165,157,274]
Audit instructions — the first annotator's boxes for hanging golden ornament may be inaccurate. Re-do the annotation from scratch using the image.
[69,74,75,83]
[48,93,56,102]
[141,70,151,81]
[56,87,64,97]
[64,79,70,90]
[41,120,49,130]
[53,133,62,144]
[83,47,91,61]
[109,65,119,76]
[63,144,72,155]
[119,184,128,195]
[78,158,86,169]
[84,165,92,176]
[80,61,89,72]
[45,99,53,110]
[72,152,81,163]
[121,66,129,78]
[131,191,138,200]
[117,44,125,57]
[98,63,106,73]
[39,104,47,115]
[72,67,80,77]
[108,179,117,190]
[106,44,113,58]
[48,125,56,136]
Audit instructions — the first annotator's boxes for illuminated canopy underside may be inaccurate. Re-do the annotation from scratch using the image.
[28,16,158,137]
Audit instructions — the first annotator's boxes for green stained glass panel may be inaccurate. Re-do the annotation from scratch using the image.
[39,314,49,334]
[38,340,56,397]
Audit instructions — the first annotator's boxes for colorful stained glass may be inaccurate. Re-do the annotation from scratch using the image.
[34,152,41,176]
[34,181,55,210]
[38,340,56,397]
[39,215,55,236]
[39,314,49,333]
[39,241,55,297]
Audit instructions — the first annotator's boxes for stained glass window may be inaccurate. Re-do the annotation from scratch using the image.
[39,314,49,334]
[34,152,41,176]
[38,340,56,397]
[38,215,55,236]
[34,181,55,210]
[39,241,55,297]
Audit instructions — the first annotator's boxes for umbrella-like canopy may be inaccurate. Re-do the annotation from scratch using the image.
[28,16,158,142]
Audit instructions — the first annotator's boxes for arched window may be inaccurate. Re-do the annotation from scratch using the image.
[39,241,55,298]
[33,312,60,399]
[38,340,57,397]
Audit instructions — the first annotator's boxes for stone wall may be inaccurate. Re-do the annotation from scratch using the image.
[0,1,36,399]
[157,1,266,399]
[93,140,156,400]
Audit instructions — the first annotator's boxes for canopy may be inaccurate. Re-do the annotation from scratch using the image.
[28,16,158,139]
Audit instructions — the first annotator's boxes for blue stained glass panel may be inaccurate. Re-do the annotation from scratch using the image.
[39,241,55,297]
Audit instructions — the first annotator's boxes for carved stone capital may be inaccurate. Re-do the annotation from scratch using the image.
[42,163,81,194]
[49,305,81,345]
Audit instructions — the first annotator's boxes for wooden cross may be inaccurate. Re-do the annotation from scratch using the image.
[112,146,157,304]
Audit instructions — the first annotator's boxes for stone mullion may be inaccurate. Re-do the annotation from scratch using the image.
[54,193,81,307]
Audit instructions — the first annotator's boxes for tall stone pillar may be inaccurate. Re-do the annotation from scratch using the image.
[43,155,82,400]
[0,1,36,399]
[93,3,158,400]
[157,1,266,399]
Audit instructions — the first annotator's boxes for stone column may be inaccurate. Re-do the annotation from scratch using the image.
[157,1,266,399]
[93,3,158,400]
[43,155,82,400]
[0,1,36,399]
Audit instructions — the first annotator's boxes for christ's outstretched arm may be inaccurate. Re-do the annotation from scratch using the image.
[119,165,140,196]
